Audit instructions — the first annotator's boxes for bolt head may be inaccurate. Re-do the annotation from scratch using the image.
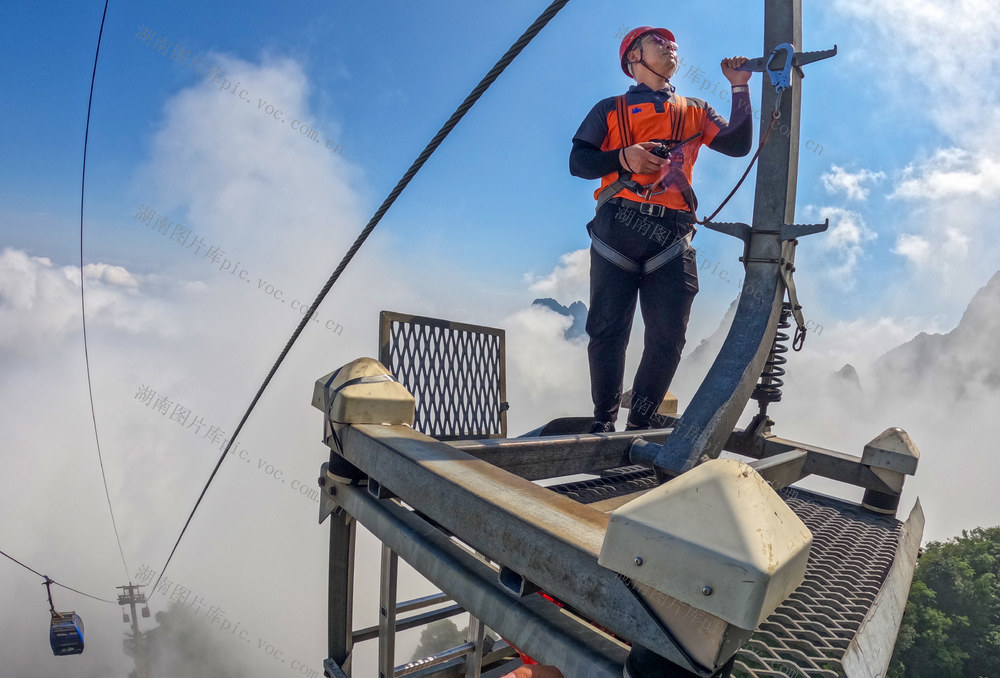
[634,556,643,566]
[702,585,713,596]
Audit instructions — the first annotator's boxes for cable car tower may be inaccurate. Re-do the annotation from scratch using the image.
[308,1,923,676]
[118,583,152,678]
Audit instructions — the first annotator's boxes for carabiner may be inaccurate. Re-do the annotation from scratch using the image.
[766,43,795,92]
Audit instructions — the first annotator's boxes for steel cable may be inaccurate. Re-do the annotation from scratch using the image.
[1,547,117,605]
[78,0,132,582]
[148,0,573,596]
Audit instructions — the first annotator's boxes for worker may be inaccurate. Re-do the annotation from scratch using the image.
[570,26,753,432]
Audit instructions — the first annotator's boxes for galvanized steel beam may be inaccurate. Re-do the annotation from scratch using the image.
[748,450,807,490]
[330,479,631,678]
[841,500,925,677]
[453,427,901,497]
[353,604,464,644]
[331,423,704,673]
[379,545,399,678]
[448,429,671,480]
[328,512,356,674]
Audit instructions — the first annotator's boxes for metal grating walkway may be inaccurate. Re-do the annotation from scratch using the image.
[549,469,902,678]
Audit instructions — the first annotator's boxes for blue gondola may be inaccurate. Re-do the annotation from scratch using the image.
[49,612,85,655]
[43,577,84,656]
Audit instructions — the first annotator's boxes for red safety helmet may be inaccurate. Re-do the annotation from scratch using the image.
[619,26,676,78]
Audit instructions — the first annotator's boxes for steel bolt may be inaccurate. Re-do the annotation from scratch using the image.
[702,586,713,596]
[634,556,644,566]
[318,476,327,487]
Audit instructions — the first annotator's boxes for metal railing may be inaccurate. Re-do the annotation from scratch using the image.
[379,311,508,440]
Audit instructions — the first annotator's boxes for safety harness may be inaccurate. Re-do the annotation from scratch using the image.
[588,223,692,276]
[590,93,699,276]
[594,94,702,214]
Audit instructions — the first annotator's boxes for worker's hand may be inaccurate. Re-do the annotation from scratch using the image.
[620,142,667,175]
[500,665,566,678]
[721,56,751,86]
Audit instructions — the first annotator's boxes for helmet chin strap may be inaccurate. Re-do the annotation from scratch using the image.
[638,57,674,83]
[633,43,675,84]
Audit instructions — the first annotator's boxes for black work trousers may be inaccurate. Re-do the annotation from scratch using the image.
[586,200,698,427]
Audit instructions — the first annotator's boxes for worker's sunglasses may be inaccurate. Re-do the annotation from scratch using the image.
[641,34,678,52]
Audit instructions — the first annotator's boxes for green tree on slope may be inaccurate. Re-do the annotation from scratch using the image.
[889,527,1000,677]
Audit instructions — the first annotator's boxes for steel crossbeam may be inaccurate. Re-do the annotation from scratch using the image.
[327,422,707,674]
[450,429,902,497]
[328,480,630,678]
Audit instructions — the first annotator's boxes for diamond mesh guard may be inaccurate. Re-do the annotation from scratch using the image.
[550,471,902,678]
[379,311,508,440]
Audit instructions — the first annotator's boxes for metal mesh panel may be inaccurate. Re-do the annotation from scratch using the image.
[379,311,508,440]
[732,489,900,678]
[550,472,902,678]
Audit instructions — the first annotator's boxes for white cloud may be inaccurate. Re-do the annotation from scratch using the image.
[825,0,1000,315]
[821,165,885,201]
[525,247,590,303]
[832,0,1000,141]
[0,247,170,356]
[83,262,140,288]
[138,54,365,280]
[893,228,969,270]
[0,53,425,678]
[892,233,930,267]
[892,148,1000,201]
[504,305,588,410]
[809,206,877,281]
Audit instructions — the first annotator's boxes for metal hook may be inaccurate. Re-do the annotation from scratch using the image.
[766,43,795,92]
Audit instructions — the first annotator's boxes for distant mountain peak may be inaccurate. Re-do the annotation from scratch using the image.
[875,270,1000,399]
[531,298,588,341]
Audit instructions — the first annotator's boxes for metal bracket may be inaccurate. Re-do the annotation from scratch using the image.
[323,657,351,678]
[781,219,829,241]
[738,44,838,88]
[703,220,828,247]
[701,221,751,245]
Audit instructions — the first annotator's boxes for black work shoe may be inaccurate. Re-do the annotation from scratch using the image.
[625,421,652,431]
[589,420,615,434]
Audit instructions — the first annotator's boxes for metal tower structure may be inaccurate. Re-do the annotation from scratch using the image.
[310,1,924,677]
[119,583,151,678]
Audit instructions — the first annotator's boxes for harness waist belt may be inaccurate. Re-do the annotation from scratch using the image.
[609,197,695,220]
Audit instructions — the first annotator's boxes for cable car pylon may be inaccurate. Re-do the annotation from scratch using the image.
[118,583,152,678]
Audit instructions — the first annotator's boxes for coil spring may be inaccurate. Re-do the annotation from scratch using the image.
[752,302,792,405]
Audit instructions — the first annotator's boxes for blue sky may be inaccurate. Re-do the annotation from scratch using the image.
[3,0,988,322]
[2,1,999,676]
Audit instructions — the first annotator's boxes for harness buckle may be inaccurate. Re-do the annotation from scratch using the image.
[639,203,666,218]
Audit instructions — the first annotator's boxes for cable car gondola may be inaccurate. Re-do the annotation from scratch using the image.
[49,612,85,655]
[44,578,84,656]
